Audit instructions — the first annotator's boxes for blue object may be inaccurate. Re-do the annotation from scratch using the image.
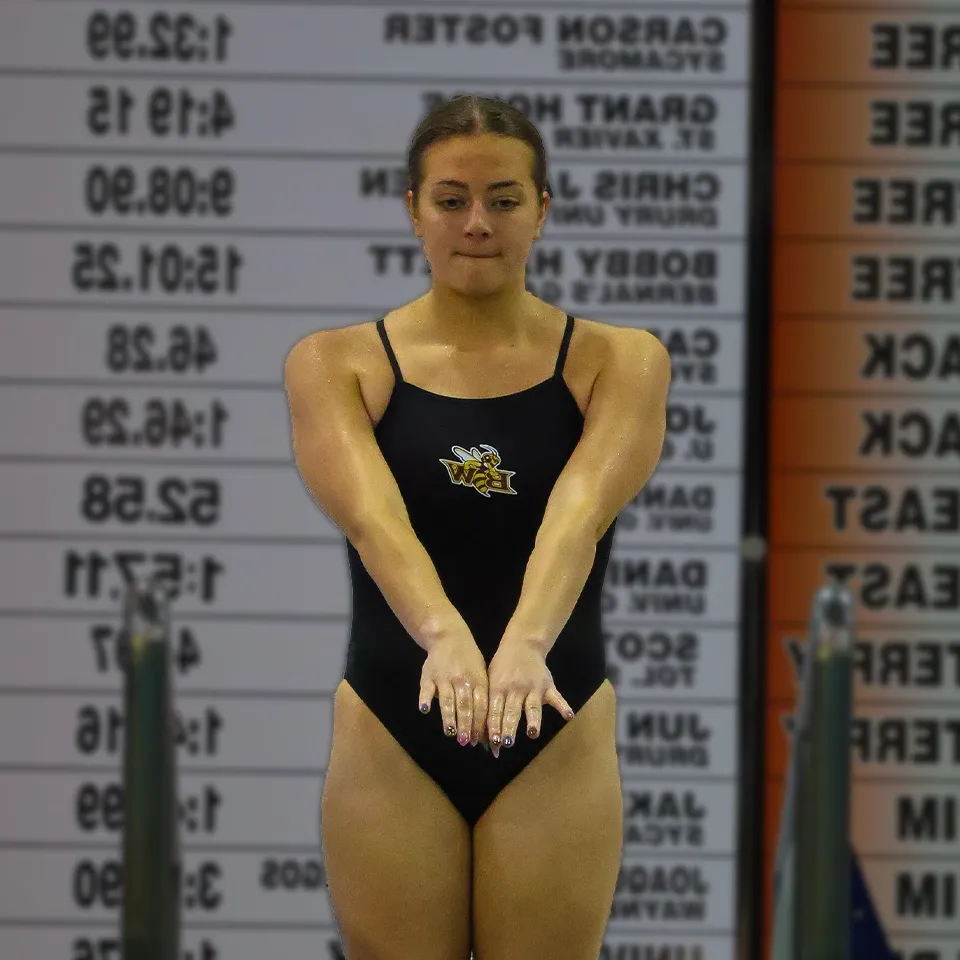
[850,851,894,960]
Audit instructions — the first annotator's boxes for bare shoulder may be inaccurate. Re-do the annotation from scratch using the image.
[284,321,375,385]
[575,317,671,372]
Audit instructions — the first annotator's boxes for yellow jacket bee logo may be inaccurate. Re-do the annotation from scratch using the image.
[439,444,518,498]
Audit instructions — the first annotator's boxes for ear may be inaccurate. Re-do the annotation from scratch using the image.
[535,191,550,238]
[406,189,420,237]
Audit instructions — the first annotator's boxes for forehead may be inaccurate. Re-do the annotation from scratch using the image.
[421,133,535,185]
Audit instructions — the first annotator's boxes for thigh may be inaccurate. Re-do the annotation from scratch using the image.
[321,680,473,960]
[471,680,623,960]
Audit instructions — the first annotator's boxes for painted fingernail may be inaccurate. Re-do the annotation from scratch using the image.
[527,726,538,738]
[420,702,429,713]
[566,710,575,720]
[445,724,456,736]
[503,735,513,748]
[457,732,469,746]
[491,734,501,746]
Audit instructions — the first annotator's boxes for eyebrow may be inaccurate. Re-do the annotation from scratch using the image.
[433,179,523,191]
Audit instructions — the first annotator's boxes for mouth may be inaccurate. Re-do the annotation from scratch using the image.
[458,253,499,259]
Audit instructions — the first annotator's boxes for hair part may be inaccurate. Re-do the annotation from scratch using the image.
[406,95,551,211]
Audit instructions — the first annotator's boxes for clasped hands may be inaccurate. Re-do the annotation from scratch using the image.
[418,634,576,759]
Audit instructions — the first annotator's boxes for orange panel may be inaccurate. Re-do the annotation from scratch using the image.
[771,395,960,471]
[778,11,960,85]
[766,624,807,702]
[771,472,960,549]
[769,550,960,628]
[771,319,865,392]
[771,318,960,395]
[776,88,960,164]
[774,165,960,242]
[765,703,793,779]
[782,0,951,6]
[774,241,960,317]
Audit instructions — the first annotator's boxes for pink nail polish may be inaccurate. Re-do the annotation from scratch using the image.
[457,732,469,746]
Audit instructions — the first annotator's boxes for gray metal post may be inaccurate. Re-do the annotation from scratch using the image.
[120,577,181,960]
[793,581,854,960]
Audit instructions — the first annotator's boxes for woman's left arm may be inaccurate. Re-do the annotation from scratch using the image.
[499,325,671,657]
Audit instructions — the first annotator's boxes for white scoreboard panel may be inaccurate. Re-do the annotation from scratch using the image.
[0,3,754,958]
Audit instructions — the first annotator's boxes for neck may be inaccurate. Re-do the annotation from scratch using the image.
[416,285,540,350]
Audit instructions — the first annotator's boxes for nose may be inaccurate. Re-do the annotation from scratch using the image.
[463,198,492,236]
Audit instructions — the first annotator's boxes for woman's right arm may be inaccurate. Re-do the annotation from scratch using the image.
[284,330,469,654]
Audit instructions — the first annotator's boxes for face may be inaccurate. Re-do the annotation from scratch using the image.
[406,133,549,299]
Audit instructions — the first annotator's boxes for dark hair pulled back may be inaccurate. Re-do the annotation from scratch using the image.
[406,95,551,210]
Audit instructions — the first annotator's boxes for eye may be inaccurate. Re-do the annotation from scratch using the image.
[435,196,519,211]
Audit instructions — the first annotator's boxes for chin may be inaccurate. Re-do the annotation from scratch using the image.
[435,271,504,297]
[452,282,502,299]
